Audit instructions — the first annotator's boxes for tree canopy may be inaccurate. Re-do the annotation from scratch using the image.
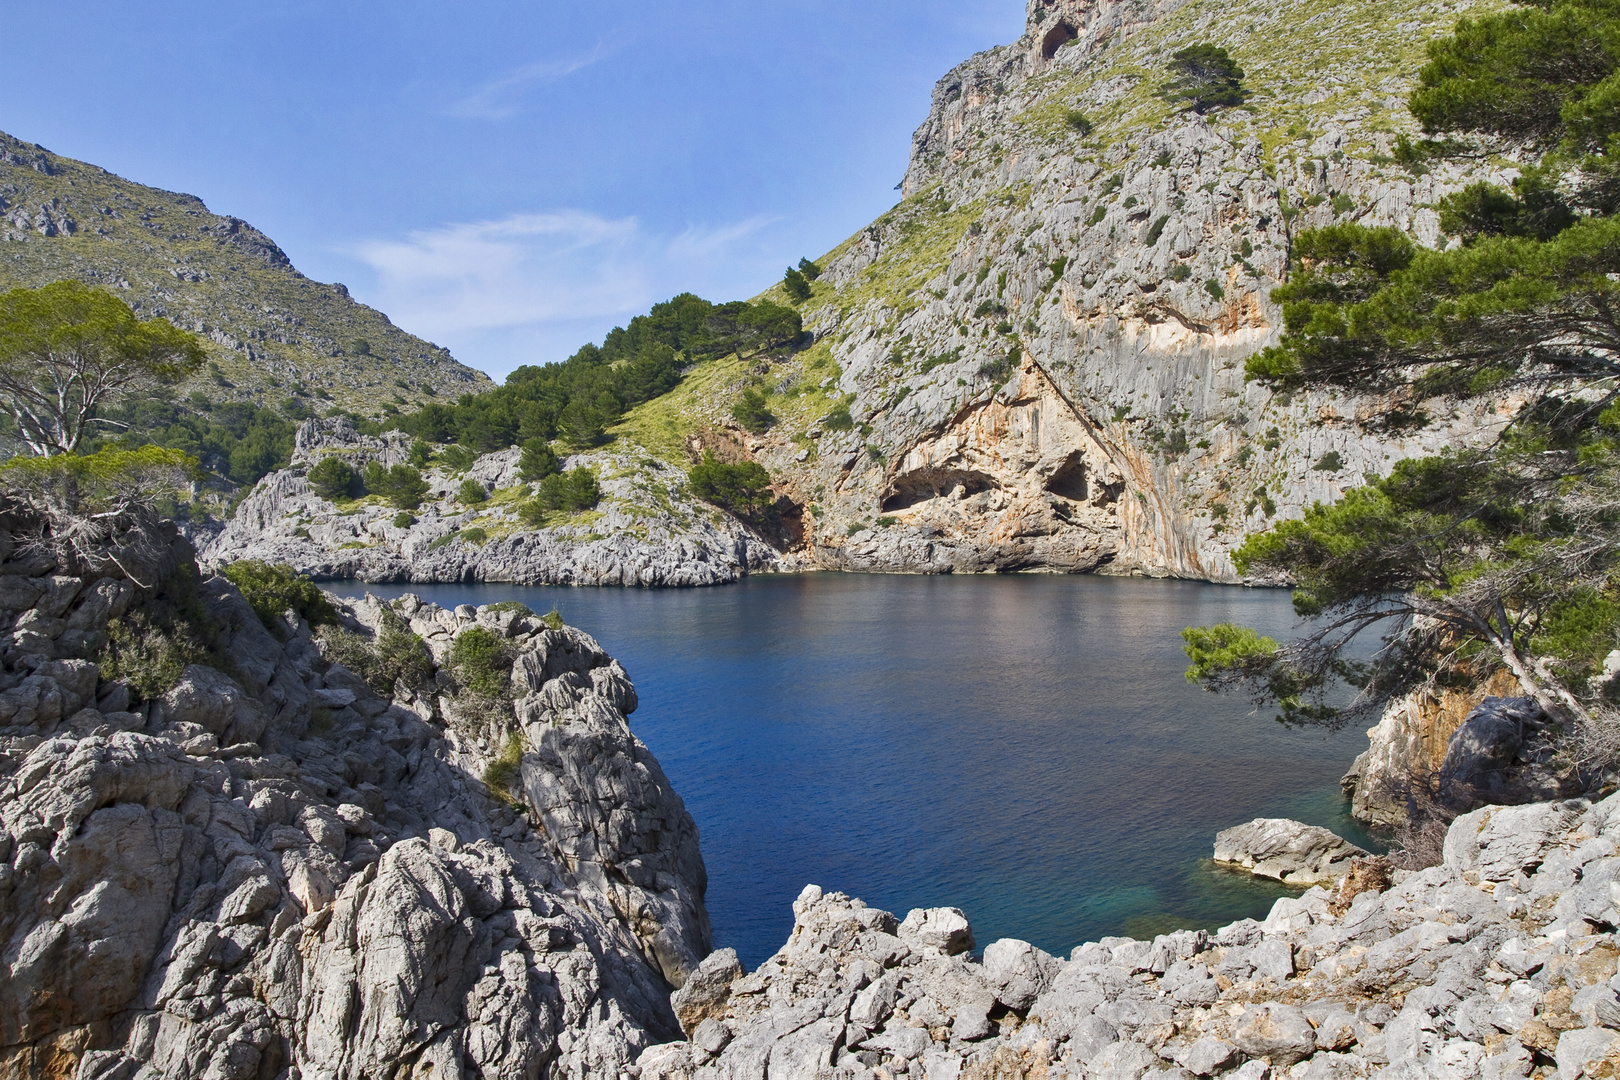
[1162,44,1248,113]
[389,293,802,453]
[0,281,206,456]
[1184,0,1620,749]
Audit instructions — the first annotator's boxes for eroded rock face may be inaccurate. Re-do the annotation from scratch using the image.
[0,507,709,1079]
[724,0,1528,583]
[1343,684,1587,827]
[642,792,1620,1080]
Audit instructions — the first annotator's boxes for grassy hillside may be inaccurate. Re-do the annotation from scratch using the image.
[0,130,491,416]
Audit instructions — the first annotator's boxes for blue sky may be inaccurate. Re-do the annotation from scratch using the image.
[2,2,1025,380]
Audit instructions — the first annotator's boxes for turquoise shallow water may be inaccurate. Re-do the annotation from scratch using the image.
[334,573,1375,968]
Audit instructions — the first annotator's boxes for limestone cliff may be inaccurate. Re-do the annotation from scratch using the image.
[634,0,1520,581]
[0,500,709,1077]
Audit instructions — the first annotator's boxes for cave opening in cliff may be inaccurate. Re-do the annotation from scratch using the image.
[1041,22,1078,60]
[882,469,996,513]
[1044,453,1089,501]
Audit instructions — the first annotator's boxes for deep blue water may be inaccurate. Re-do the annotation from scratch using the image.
[334,573,1374,968]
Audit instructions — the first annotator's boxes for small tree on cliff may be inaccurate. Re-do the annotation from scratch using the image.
[1162,45,1248,114]
[0,281,206,456]
[1183,0,1620,749]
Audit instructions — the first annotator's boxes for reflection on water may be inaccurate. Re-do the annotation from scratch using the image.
[335,572,1372,968]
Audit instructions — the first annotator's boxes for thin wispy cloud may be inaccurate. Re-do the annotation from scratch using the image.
[346,211,781,375]
[442,45,614,120]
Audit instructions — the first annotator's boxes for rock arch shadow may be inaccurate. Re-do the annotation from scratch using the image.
[1041,22,1078,60]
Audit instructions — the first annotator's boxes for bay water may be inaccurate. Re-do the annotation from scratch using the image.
[335,573,1374,968]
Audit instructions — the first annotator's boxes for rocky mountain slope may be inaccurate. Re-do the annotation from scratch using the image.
[640,797,1620,1079]
[607,0,1516,581]
[0,500,708,1077]
[0,129,491,415]
[200,417,783,586]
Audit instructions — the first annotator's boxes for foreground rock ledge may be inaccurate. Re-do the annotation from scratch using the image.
[642,798,1620,1079]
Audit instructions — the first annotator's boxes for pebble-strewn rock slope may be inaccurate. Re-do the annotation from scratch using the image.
[624,0,1520,581]
[0,504,710,1077]
[202,417,782,586]
[642,801,1620,1079]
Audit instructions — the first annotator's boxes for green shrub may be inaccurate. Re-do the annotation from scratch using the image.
[457,478,488,504]
[731,387,775,433]
[519,438,560,482]
[317,605,433,697]
[1087,205,1108,227]
[1205,278,1226,301]
[393,511,415,528]
[439,444,479,473]
[408,440,434,467]
[1163,43,1248,113]
[308,456,360,500]
[822,405,855,432]
[100,611,207,702]
[783,267,812,303]
[1169,263,1192,282]
[449,625,513,699]
[484,601,533,615]
[1145,215,1171,246]
[97,567,223,702]
[1313,450,1345,472]
[688,453,776,525]
[1331,193,1356,216]
[223,560,335,637]
[797,257,822,281]
[541,607,564,630]
[460,526,488,545]
[483,733,525,803]
[979,346,1021,383]
[1065,110,1093,134]
[363,462,430,510]
[537,467,600,512]
[517,499,548,527]
[1152,150,1174,169]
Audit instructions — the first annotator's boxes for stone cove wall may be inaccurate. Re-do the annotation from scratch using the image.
[0,503,711,1078]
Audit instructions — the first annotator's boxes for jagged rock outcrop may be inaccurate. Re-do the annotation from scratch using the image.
[0,501,709,1078]
[1343,686,1587,827]
[642,795,1620,1079]
[202,418,782,587]
[1213,818,1368,887]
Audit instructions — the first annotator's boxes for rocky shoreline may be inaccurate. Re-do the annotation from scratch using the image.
[201,418,784,588]
[638,798,1620,1079]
